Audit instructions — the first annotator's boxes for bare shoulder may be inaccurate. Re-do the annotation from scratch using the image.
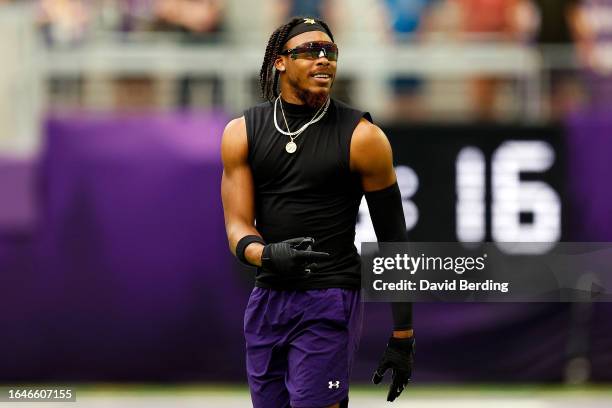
[221,116,248,167]
[351,118,390,151]
[350,117,393,173]
[223,116,247,145]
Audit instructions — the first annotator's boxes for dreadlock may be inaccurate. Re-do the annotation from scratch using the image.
[259,17,334,102]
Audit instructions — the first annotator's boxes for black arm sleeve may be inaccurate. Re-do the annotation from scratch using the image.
[365,182,413,331]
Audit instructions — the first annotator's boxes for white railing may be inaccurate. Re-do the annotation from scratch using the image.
[41,41,543,117]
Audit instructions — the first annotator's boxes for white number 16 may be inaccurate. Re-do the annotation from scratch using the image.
[456,141,561,254]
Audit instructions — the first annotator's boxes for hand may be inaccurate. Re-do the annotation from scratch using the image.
[261,237,329,275]
[372,336,415,402]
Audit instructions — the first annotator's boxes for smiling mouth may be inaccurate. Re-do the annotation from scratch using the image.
[311,73,333,86]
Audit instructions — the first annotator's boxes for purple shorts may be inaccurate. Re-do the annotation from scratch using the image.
[244,287,363,408]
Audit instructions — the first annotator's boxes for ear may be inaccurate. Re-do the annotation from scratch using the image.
[274,56,286,72]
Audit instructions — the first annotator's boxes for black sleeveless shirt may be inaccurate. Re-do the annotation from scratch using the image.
[244,98,371,290]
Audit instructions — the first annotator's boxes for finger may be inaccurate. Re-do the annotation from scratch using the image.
[282,237,311,246]
[294,237,315,250]
[371,362,389,384]
[304,263,318,273]
[295,250,330,261]
[387,382,404,402]
[372,371,383,385]
[387,373,408,402]
[394,372,410,388]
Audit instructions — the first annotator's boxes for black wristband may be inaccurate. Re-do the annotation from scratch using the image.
[388,336,415,350]
[236,235,265,266]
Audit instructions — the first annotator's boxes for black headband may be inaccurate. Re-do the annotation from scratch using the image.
[285,17,334,45]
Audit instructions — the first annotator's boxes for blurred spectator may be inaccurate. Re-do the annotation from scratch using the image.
[384,0,436,41]
[38,0,92,110]
[457,0,534,41]
[569,0,612,109]
[381,0,437,121]
[86,0,157,34]
[119,0,157,33]
[38,0,92,46]
[285,0,327,19]
[111,0,225,109]
[534,0,578,44]
[454,0,537,120]
[271,0,335,26]
[532,0,584,119]
[153,0,225,107]
[153,0,224,38]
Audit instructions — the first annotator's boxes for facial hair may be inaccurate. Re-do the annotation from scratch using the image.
[288,75,331,108]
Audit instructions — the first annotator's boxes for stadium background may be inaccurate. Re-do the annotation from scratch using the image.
[1,0,611,406]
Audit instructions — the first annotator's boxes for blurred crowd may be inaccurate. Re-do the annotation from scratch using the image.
[37,0,224,44]
[5,0,612,121]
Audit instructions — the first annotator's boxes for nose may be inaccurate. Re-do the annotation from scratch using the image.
[316,54,330,65]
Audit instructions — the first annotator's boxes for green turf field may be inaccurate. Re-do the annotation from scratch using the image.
[4,384,611,407]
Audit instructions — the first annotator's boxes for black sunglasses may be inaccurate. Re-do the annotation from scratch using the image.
[280,41,339,61]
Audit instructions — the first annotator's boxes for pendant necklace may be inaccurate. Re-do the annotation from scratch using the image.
[273,94,330,154]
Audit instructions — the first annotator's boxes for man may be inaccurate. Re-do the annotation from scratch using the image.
[221,17,414,408]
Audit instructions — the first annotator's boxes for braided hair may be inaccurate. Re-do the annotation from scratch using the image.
[259,17,334,102]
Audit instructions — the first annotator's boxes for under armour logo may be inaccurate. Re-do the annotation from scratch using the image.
[328,380,340,389]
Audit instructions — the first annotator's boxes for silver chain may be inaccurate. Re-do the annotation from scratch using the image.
[274,94,330,142]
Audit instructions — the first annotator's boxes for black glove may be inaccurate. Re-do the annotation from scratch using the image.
[372,336,415,402]
[261,237,330,275]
